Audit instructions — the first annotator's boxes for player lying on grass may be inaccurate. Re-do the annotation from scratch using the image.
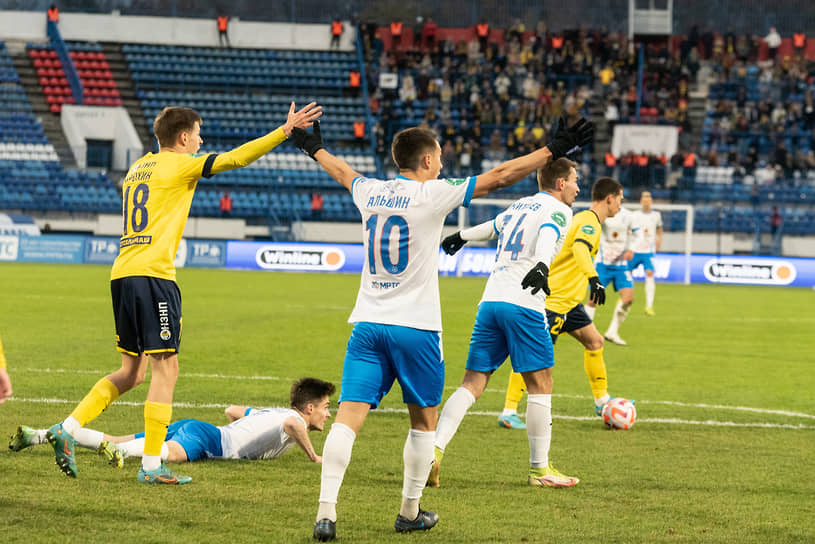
[10,378,334,466]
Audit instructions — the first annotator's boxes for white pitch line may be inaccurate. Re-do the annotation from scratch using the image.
[14,367,815,420]
[6,398,815,431]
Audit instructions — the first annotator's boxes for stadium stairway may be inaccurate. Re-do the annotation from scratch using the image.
[7,42,75,167]
[101,42,153,153]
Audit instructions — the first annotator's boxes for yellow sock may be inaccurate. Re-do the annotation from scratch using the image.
[143,401,172,456]
[69,378,120,426]
[504,372,527,411]
[584,348,608,400]
[0,335,7,369]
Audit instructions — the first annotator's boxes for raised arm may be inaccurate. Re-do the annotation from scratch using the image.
[283,416,321,463]
[472,117,593,198]
[210,102,322,175]
[291,122,361,191]
[225,405,250,422]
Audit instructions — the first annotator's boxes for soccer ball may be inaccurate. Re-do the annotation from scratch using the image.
[602,398,636,430]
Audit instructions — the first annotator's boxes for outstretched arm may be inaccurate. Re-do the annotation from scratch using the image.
[283,416,321,463]
[209,102,322,175]
[291,122,361,191]
[472,117,593,198]
[225,405,250,422]
[312,149,361,191]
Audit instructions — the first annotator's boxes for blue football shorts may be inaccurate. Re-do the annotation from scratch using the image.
[629,252,655,272]
[135,418,222,461]
[465,301,554,374]
[339,322,444,408]
[596,262,634,291]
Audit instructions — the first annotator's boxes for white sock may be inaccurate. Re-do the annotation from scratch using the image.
[61,416,81,435]
[645,276,656,308]
[400,429,435,520]
[434,387,476,453]
[73,428,104,450]
[605,300,630,337]
[595,394,610,407]
[33,429,49,445]
[501,408,517,417]
[527,394,552,468]
[116,438,167,460]
[585,305,596,320]
[119,437,145,458]
[317,423,356,523]
[141,454,161,471]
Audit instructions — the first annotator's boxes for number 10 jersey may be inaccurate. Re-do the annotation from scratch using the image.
[348,174,477,332]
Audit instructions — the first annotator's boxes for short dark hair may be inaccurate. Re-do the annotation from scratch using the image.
[391,127,438,171]
[153,107,202,148]
[537,158,577,191]
[591,177,623,202]
[290,377,335,412]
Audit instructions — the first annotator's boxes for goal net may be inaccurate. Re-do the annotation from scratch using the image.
[457,199,695,284]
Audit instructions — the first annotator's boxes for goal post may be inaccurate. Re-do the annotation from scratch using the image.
[457,199,694,284]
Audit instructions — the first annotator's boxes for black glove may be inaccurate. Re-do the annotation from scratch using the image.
[547,116,595,160]
[441,232,467,255]
[588,276,606,305]
[521,262,550,296]
[290,121,324,161]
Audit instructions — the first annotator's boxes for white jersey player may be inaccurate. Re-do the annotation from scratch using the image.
[289,118,593,540]
[628,191,663,315]
[428,158,582,490]
[586,206,635,345]
[10,378,336,466]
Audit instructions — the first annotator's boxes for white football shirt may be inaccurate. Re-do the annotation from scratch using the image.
[630,209,663,253]
[219,407,306,460]
[348,174,477,331]
[480,192,573,314]
[598,207,633,266]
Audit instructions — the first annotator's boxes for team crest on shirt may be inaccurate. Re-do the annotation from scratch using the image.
[613,232,619,238]
[551,211,567,227]
[581,224,596,235]
[444,178,467,186]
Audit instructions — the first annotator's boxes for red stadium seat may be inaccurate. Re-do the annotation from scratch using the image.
[50,104,61,113]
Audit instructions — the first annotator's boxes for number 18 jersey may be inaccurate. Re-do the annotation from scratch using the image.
[347,174,477,332]
[111,151,215,282]
[480,192,572,314]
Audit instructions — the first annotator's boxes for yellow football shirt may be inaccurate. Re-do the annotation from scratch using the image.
[111,127,288,282]
[0,335,6,369]
[111,152,213,281]
[546,209,602,314]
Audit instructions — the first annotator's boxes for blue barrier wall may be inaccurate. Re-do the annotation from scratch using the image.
[2,235,813,288]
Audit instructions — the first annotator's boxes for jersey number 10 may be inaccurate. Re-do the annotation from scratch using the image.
[365,214,409,274]
[122,183,149,236]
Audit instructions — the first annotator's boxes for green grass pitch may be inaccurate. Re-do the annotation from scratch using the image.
[0,262,813,543]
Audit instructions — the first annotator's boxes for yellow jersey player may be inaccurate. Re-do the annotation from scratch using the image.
[43,101,322,483]
[498,177,628,428]
[0,335,11,404]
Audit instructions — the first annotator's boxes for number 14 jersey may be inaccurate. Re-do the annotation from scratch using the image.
[480,192,573,314]
[348,174,477,332]
[111,152,214,282]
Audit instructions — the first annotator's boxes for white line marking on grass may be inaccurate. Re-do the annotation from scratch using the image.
[17,367,815,420]
[7,398,815,430]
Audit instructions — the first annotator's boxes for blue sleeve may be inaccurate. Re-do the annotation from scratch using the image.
[244,407,253,416]
[462,175,477,208]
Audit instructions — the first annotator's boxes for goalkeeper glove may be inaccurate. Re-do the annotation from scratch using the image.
[290,120,325,161]
[441,232,467,255]
[521,262,550,296]
[547,116,595,160]
[588,276,606,305]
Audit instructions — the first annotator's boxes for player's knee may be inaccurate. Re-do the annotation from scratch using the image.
[587,335,604,351]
